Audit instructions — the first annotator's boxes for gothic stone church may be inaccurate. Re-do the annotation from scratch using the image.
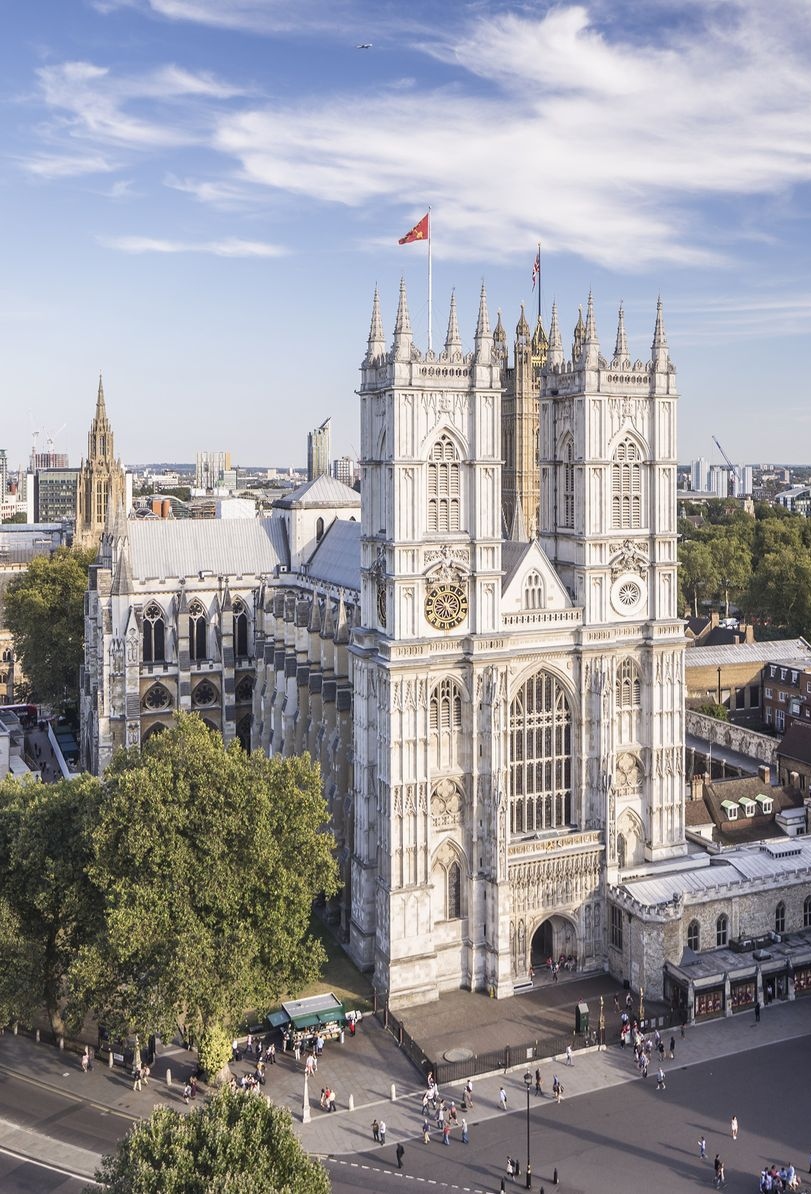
[82,283,811,1012]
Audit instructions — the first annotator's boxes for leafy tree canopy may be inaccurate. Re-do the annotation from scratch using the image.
[90,1086,330,1194]
[4,546,95,712]
[70,715,340,1045]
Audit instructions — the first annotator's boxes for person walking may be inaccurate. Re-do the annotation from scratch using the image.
[379,1120,386,1146]
[442,1124,451,1146]
[656,1066,666,1090]
[669,1035,676,1059]
[183,1081,192,1105]
[499,1086,508,1111]
[371,1118,380,1143]
[755,1000,761,1023]
[506,1156,514,1181]
[132,1064,142,1092]
[565,1044,573,1066]
[422,1120,430,1144]
[396,1142,405,1169]
[698,1136,707,1159]
[81,1049,89,1073]
[731,1115,738,1141]
[534,1068,542,1097]
[461,1118,469,1144]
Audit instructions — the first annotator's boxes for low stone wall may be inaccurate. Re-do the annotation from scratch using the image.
[686,710,777,767]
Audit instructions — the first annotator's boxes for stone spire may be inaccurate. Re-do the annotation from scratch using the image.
[651,295,669,370]
[474,282,492,363]
[444,291,462,355]
[365,286,385,364]
[613,302,629,363]
[547,301,563,367]
[96,372,106,417]
[531,315,548,365]
[334,594,350,645]
[308,596,322,634]
[321,598,336,640]
[572,305,585,361]
[493,308,507,364]
[583,291,599,366]
[509,500,528,543]
[392,276,413,361]
[516,303,530,344]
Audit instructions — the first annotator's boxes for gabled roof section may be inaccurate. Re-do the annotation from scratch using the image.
[778,720,811,768]
[273,474,360,510]
[127,518,288,582]
[501,539,571,610]
[306,519,361,592]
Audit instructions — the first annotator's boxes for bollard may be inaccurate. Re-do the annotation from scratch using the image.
[108,1050,114,1069]
[348,1094,354,1111]
[13,1023,18,1036]
[35,1029,40,1043]
[59,1036,64,1051]
[390,1083,396,1102]
[166,1067,172,1088]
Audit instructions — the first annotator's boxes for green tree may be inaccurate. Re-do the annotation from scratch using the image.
[747,544,811,636]
[4,547,95,712]
[678,539,718,617]
[0,774,101,1035]
[70,715,339,1067]
[89,1086,331,1193]
[708,527,752,617]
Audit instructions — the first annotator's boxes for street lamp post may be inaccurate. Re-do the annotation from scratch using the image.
[523,1070,532,1188]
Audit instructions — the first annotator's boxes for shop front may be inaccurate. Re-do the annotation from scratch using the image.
[729,977,756,1012]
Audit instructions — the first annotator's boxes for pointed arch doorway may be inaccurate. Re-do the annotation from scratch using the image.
[531,915,577,970]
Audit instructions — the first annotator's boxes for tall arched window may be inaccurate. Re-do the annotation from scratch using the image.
[316,516,325,541]
[775,901,786,934]
[143,602,165,663]
[509,671,572,835]
[805,896,811,929]
[561,438,574,529]
[612,438,642,529]
[188,600,207,661]
[687,920,700,951]
[233,598,249,658]
[429,678,463,771]
[617,833,626,869]
[523,571,544,610]
[716,914,729,947]
[447,861,462,920]
[616,658,642,743]
[427,435,460,534]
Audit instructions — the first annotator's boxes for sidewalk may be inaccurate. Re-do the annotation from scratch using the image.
[3,996,811,1171]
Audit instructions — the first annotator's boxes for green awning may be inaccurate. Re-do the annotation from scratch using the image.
[291,1013,321,1030]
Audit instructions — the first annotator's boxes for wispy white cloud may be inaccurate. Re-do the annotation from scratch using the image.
[98,234,286,256]
[21,151,119,178]
[163,172,264,209]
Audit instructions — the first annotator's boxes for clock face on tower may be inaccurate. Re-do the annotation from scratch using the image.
[424,582,468,631]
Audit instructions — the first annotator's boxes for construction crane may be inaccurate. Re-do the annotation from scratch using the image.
[712,436,741,496]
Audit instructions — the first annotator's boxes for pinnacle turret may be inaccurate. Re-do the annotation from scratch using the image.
[532,315,548,364]
[547,301,563,366]
[613,302,629,363]
[365,286,385,363]
[572,305,585,361]
[474,282,492,363]
[96,372,106,416]
[444,291,461,354]
[516,303,530,342]
[583,292,599,366]
[493,308,507,364]
[392,276,412,361]
[651,296,669,369]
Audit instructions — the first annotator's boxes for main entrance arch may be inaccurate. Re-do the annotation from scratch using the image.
[530,914,577,970]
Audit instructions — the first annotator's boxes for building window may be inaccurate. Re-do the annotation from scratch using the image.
[561,437,574,529]
[142,682,172,711]
[616,658,641,743]
[427,434,461,534]
[233,598,249,658]
[776,710,785,732]
[447,861,462,920]
[235,674,254,703]
[429,678,463,770]
[188,600,207,661]
[804,896,811,929]
[611,438,642,530]
[716,914,729,947]
[523,571,545,610]
[687,920,700,951]
[509,670,572,835]
[143,602,165,663]
[775,901,786,935]
[617,833,626,869]
[316,516,325,542]
[610,904,623,950]
[192,679,218,707]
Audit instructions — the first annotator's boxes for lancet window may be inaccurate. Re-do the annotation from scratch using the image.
[142,602,165,663]
[427,435,460,534]
[612,438,642,529]
[509,670,572,834]
[188,600,207,661]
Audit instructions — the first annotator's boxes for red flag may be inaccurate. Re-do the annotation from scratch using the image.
[531,251,540,290]
[399,212,430,244]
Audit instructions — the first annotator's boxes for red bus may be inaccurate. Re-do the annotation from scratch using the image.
[0,704,38,729]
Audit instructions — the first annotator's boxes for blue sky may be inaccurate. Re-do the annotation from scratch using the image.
[1,0,810,471]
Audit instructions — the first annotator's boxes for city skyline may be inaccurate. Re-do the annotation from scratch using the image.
[1,0,811,469]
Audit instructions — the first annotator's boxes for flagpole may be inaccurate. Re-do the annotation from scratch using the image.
[537,241,541,325]
[428,206,433,352]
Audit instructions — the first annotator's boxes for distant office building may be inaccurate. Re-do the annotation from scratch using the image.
[30,450,69,472]
[732,465,753,498]
[690,457,709,492]
[307,419,331,481]
[30,468,80,523]
[0,450,7,501]
[708,465,729,499]
[777,486,811,515]
[332,456,357,488]
[195,451,231,490]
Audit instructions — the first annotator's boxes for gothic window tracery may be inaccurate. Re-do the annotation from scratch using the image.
[447,861,462,920]
[687,919,700,951]
[427,434,461,534]
[716,913,729,947]
[233,598,249,658]
[561,437,574,529]
[523,571,545,610]
[429,678,463,770]
[188,600,207,661]
[616,658,641,743]
[611,438,643,530]
[509,671,572,835]
[235,675,254,703]
[191,679,218,707]
[142,682,172,711]
[142,602,165,663]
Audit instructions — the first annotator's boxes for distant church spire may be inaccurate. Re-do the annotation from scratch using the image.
[365,286,386,363]
[444,291,461,354]
[96,372,106,416]
[392,277,412,361]
[572,305,585,360]
[583,292,599,366]
[474,282,492,364]
[651,296,669,370]
[613,302,629,363]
